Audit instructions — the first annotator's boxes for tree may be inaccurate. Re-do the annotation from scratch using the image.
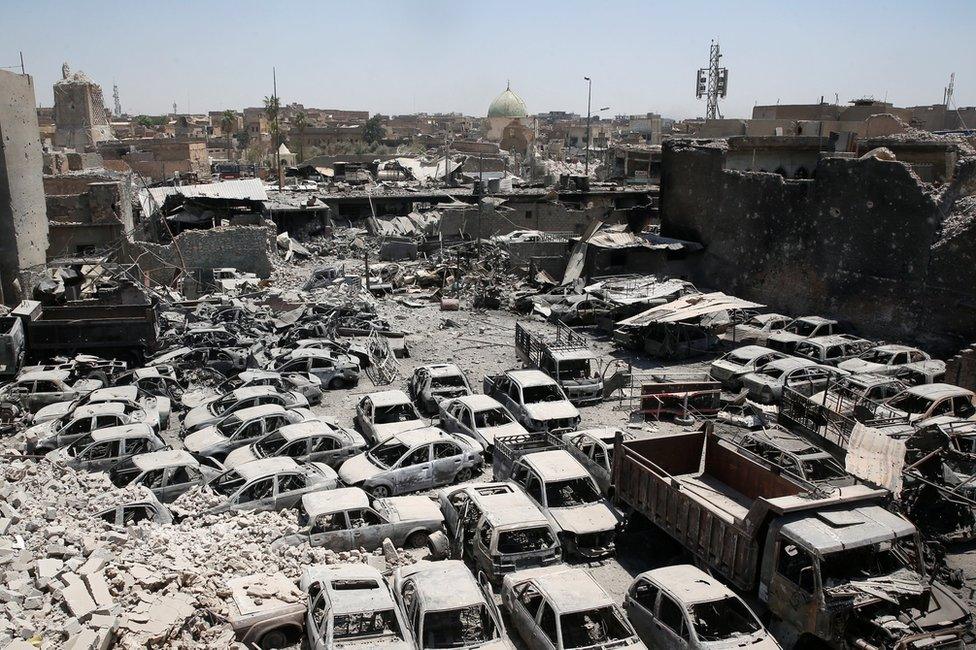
[220,110,237,160]
[292,110,308,163]
[363,115,385,145]
[263,95,280,137]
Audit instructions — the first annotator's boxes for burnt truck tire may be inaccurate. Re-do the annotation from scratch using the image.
[426,530,451,560]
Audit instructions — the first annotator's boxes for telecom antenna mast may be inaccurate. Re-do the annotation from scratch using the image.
[113,82,122,117]
[696,40,728,119]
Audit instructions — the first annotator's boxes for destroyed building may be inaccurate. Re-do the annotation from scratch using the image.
[52,64,114,151]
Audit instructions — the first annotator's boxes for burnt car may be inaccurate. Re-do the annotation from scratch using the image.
[274,487,444,552]
[408,364,473,414]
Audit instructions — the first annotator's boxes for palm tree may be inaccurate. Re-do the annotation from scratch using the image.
[292,110,308,163]
[263,95,280,138]
[220,109,236,160]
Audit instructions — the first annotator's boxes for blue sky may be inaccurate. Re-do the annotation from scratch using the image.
[4,0,974,119]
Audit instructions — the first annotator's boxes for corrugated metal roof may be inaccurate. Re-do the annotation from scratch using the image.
[617,291,765,326]
[140,179,268,216]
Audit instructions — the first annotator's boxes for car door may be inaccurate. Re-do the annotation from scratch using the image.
[441,489,467,542]
[307,510,353,551]
[310,357,337,383]
[393,444,434,494]
[274,472,308,509]
[624,578,661,644]
[431,441,464,486]
[32,380,70,409]
[307,434,343,466]
[160,464,202,502]
[656,592,692,649]
[232,477,276,512]
[75,440,120,472]
[442,402,464,435]
[533,600,560,650]
[357,397,373,434]
[509,582,547,649]
[349,507,395,549]
[588,441,612,493]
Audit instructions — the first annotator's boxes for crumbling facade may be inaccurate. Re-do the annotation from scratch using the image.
[52,65,114,151]
[0,70,49,305]
[660,139,976,353]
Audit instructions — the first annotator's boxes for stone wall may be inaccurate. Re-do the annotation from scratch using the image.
[121,225,274,285]
[0,70,49,305]
[659,139,976,354]
[43,172,134,259]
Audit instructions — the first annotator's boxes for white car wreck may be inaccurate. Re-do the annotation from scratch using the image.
[354,389,427,444]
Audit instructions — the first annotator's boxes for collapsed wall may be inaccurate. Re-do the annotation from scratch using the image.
[660,140,976,353]
[121,225,274,285]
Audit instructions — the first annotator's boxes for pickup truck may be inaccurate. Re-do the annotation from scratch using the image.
[483,369,580,433]
[515,322,603,405]
[611,427,971,649]
[493,432,622,558]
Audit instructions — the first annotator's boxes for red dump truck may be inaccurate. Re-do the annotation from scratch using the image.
[612,427,971,649]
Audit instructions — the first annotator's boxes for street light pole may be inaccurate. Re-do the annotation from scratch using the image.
[584,76,592,175]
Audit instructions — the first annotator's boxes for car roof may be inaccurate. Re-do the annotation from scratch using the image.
[303,564,395,615]
[132,367,165,379]
[522,450,589,481]
[303,487,369,517]
[794,316,836,325]
[18,370,71,382]
[237,370,280,381]
[903,383,974,400]
[843,373,902,388]
[548,348,596,362]
[229,385,282,399]
[74,402,126,417]
[394,427,447,447]
[90,423,155,442]
[397,560,485,610]
[798,334,869,347]
[366,389,412,407]
[420,363,463,377]
[452,394,503,411]
[639,565,735,604]
[751,313,789,322]
[132,449,198,471]
[278,420,334,442]
[474,490,549,527]
[507,369,556,387]
[763,357,818,371]
[229,404,288,421]
[513,566,611,613]
[286,348,341,360]
[235,457,300,481]
[727,345,778,358]
[89,386,139,401]
[871,344,918,353]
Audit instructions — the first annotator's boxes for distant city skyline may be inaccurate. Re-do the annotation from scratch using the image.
[6,0,974,121]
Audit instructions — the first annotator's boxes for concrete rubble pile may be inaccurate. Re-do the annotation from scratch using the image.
[0,457,414,649]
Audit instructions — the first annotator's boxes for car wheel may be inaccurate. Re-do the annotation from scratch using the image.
[371,485,391,498]
[258,629,290,649]
[328,377,346,390]
[454,467,473,483]
[405,530,430,549]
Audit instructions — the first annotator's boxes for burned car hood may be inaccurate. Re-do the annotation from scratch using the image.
[548,502,620,535]
[524,401,579,422]
[183,428,228,453]
[223,445,258,469]
[33,401,75,424]
[338,453,385,485]
[183,405,218,430]
[373,420,427,443]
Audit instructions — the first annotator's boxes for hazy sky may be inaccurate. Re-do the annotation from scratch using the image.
[5,0,974,120]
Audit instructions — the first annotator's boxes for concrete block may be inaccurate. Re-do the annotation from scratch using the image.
[61,581,96,620]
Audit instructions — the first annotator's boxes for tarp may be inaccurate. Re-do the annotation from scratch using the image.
[617,291,765,326]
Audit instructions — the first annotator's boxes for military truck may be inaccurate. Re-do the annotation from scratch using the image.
[612,427,970,649]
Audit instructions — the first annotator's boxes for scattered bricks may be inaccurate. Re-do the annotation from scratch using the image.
[61,580,96,621]
[77,556,106,576]
[35,558,64,583]
[0,586,22,603]
[82,573,112,609]
[63,628,99,650]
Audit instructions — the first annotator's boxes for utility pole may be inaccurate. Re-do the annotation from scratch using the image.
[273,67,282,191]
[584,76,592,175]
[696,40,728,120]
